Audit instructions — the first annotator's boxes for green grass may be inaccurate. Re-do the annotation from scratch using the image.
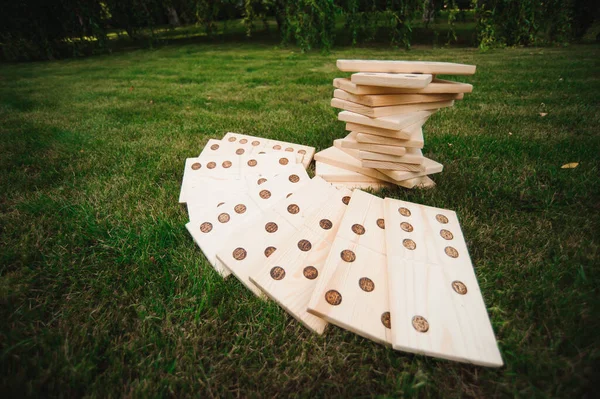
[1,42,599,397]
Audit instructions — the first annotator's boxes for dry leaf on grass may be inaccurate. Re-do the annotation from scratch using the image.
[540,112,548,117]
[561,163,579,169]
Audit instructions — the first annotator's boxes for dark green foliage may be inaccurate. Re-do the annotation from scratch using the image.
[0,1,598,59]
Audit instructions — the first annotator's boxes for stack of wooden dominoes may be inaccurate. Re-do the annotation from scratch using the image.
[315,59,475,189]
[180,136,502,367]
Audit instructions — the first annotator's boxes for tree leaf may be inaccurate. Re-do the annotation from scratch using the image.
[561,162,579,169]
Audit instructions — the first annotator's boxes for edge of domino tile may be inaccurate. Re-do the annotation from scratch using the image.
[185,221,232,278]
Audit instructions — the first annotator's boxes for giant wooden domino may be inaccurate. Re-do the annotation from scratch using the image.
[316,59,476,190]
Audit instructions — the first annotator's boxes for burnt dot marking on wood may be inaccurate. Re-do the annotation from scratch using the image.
[398,207,411,217]
[377,218,385,229]
[218,213,230,223]
[289,174,300,183]
[403,239,416,250]
[351,224,365,235]
[440,229,454,240]
[400,222,413,232]
[264,246,276,258]
[228,137,237,142]
[234,204,247,214]
[191,162,201,170]
[259,190,271,199]
[452,281,468,295]
[236,148,245,155]
[239,139,248,144]
[200,222,213,233]
[359,277,375,292]
[303,266,318,280]
[436,214,449,224]
[412,316,429,333]
[445,246,459,258]
[273,145,282,150]
[285,147,294,152]
[259,151,266,154]
[265,222,278,233]
[247,159,257,167]
[207,162,216,169]
[233,248,247,260]
[286,193,293,198]
[270,266,286,280]
[210,144,220,150]
[342,196,351,205]
[298,149,306,155]
[319,219,333,230]
[297,239,312,252]
[325,290,342,306]
[222,161,232,168]
[279,158,289,165]
[287,204,300,214]
[252,140,260,146]
[381,312,391,329]
[257,178,267,185]
[217,202,225,207]
[340,250,356,262]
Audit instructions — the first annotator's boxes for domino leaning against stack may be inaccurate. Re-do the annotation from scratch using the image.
[315,59,475,190]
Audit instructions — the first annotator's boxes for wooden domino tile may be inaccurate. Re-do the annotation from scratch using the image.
[345,120,426,144]
[337,60,477,75]
[338,110,435,131]
[358,148,425,165]
[382,198,503,367]
[329,181,393,190]
[179,153,297,203]
[333,78,473,95]
[249,187,353,334]
[341,132,407,157]
[332,97,454,118]
[350,72,433,89]
[216,177,339,296]
[307,190,392,346]
[315,161,385,183]
[334,88,463,107]
[186,166,310,277]
[354,131,424,148]
[223,132,315,168]
[315,146,433,189]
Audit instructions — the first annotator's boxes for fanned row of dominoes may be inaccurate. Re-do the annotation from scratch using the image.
[180,133,502,367]
[315,59,475,189]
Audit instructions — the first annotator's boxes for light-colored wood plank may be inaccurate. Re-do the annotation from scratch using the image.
[249,187,352,334]
[315,161,384,183]
[223,132,315,169]
[340,135,407,156]
[338,110,435,131]
[332,98,454,118]
[329,181,393,190]
[333,78,473,95]
[307,190,392,345]
[334,89,463,107]
[345,121,425,145]
[216,177,340,296]
[179,153,298,204]
[185,166,310,277]
[382,198,502,367]
[355,132,424,148]
[337,60,476,75]
[361,159,426,172]
[351,73,432,89]
[358,148,424,164]
[316,146,436,189]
